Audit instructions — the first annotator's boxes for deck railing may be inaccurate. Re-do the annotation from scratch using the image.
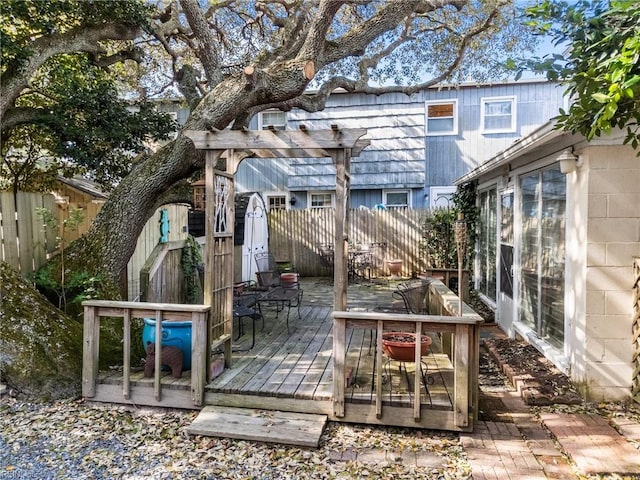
[332,280,483,432]
[82,301,209,407]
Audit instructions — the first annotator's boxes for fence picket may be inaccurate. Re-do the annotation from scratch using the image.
[1,192,58,276]
[269,208,430,277]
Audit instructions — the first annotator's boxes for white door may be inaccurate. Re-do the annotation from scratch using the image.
[498,190,515,328]
[242,199,269,282]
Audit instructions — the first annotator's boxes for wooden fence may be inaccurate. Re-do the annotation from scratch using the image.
[633,257,640,404]
[1,191,189,299]
[0,191,58,276]
[268,208,429,277]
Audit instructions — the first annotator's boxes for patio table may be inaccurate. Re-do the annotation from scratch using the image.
[256,286,303,331]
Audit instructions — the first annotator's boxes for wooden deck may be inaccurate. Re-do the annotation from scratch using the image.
[86,278,482,432]
[94,301,455,417]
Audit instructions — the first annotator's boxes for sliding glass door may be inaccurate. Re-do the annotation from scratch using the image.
[518,166,566,348]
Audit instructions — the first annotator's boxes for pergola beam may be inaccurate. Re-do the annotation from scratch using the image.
[184,128,368,151]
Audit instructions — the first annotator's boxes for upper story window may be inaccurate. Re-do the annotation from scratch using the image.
[481,96,516,133]
[259,110,286,130]
[425,100,458,136]
[383,189,411,207]
[309,192,334,208]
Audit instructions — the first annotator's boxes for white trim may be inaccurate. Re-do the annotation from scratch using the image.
[382,189,411,207]
[425,99,458,136]
[258,110,286,130]
[263,191,290,211]
[480,96,516,134]
[308,191,335,209]
[513,321,570,374]
[429,186,456,209]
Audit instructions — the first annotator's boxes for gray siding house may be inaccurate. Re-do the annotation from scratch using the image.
[233,79,566,210]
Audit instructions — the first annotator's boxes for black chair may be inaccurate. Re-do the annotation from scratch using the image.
[254,252,279,289]
[392,279,433,314]
[318,244,334,273]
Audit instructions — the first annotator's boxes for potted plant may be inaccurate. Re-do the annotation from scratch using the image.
[381,332,432,362]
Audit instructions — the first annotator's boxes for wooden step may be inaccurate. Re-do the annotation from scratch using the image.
[186,406,327,448]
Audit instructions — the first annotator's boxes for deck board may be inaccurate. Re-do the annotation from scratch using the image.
[275,308,333,398]
[92,282,461,420]
[187,406,327,447]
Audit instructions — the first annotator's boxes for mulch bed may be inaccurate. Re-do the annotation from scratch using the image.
[484,337,583,406]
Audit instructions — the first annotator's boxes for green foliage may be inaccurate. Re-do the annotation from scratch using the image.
[421,209,457,269]
[521,0,640,149]
[452,181,478,267]
[4,55,177,190]
[420,183,477,270]
[32,206,101,315]
[0,125,74,193]
[1,0,150,69]
[1,0,175,191]
[181,235,203,304]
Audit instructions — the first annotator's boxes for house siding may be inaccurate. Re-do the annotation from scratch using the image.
[219,80,565,209]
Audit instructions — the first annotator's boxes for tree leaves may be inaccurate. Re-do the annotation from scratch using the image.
[524,0,640,149]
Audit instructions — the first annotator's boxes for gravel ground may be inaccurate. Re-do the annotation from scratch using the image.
[0,398,470,480]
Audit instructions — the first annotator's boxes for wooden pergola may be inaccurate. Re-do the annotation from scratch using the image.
[82,126,483,433]
[183,127,370,369]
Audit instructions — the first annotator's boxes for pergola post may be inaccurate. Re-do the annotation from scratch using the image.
[333,148,350,311]
[184,128,369,384]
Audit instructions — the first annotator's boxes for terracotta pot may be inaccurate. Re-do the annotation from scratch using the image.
[386,259,403,275]
[280,272,299,289]
[382,332,432,362]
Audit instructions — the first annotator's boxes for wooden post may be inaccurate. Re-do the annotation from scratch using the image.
[123,309,131,399]
[454,323,470,428]
[414,321,422,421]
[333,148,350,311]
[375,320,384,418]
[191,311,208,406]
[332,316,346,417]
[154,310,163,402]
[82,305,99,398]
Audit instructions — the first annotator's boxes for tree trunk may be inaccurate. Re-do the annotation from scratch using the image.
[67,70,311,293]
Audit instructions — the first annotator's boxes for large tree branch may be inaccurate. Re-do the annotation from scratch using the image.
[321,0,464,66]
[1,23,140,125]
[180,0,224,86]
[1,107,57,133]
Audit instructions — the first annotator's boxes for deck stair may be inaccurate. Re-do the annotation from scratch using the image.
[186,406,327,448]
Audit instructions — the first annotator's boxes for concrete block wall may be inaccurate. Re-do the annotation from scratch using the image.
[583,145,640,401]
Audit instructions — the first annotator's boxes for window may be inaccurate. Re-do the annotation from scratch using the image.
[518,165,566,348]
[259,110,286,130]
[481,96,516,133]
[383,190,411,207]
[429,186,456,209]
[425,100,458,135]
[478,188,497,301]
[267,195,287,211]
[309,192,334,208]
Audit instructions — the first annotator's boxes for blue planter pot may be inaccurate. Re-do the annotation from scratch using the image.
[142,319,192,370]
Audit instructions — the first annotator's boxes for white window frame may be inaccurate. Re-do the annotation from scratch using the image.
[429,186,456,209]
[258,110,286,130]
[265,192,289,211]
[308,191,334,209]
[383,189,411,207]
[480,96,516,134]
[425,99,458,136]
